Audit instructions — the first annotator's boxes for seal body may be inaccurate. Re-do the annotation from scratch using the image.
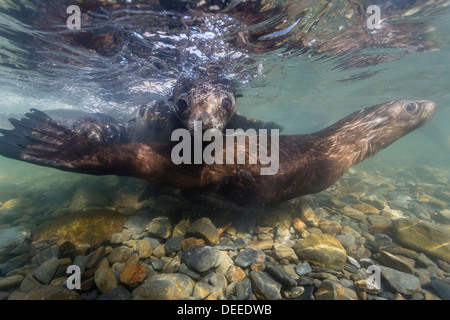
[0,100,435,207]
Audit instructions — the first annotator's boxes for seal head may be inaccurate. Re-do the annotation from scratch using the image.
[171,76,236,134]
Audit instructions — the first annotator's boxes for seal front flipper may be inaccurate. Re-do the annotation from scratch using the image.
[226,113,284,132]
[0,108,103,172]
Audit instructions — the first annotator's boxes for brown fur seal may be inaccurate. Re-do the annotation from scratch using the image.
[0,99,435,207]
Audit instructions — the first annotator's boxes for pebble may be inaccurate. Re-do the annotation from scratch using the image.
[133,239,153,259]
[164,236,183,254]
[0,275,23,291]
[181,245,220,273]
[293,234,347,270]
[295,262,312,276]
[186,217,219,245]
[85,246,106,269]
[32,257,60,284]
[146,216,172,240]
[119,261,147,288]
[235,248,266,268]
[265,262,297,287]
[315,279,354,300]
[235,278,252,300]
[273,244,298,263]
[132,273,195,300]
[107,246,133,264]
[23,285,80,300]
[97,285,131,300]
[379,266,421,295]
[375,250,415,274]
[94,258,117,294]
[392,218,450,263]
[249,271,281,300]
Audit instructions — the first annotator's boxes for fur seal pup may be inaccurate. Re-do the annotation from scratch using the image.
[0,99,435,207]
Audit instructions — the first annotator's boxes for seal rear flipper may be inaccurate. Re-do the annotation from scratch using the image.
[226,113,284,132]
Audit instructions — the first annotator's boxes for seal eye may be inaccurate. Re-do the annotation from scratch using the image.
[222,98,233,112]
[175,99,188,113]
[406,102,418,114]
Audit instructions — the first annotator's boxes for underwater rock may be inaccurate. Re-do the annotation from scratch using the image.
[33,257,60,284]
[235,248,266,268]
[249,271,281,300]
[145,216,172,240]
[0,227,30,263]
[293,234,346,271]
[32,209,125,248]
[181,245,220,273]
[120,261,146,288]
[69,188,108,212]
[315,279,354,300]
[392,218,450,263]
[186,217,219,245]
[379,266,421,295]
[94,258,117,294]
[133,239,153,259]
[0,275,23,291]
[132,273,195,300]
[23,285,80,300]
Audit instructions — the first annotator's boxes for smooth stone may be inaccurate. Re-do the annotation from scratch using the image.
[133,239,153,259]
[361,193,386,210]
[94,258,118,294]
[295,262,312,276]
[235,278,252,300]
[178,263,202,280]
[193,282,214,300]
[392,218,450,263]
[186,217,219,245]
[33,257,60,284]
[354,202,380,214]
[59,241,77,259]
[32,209,125,248]
[119,261,147,288]
[181,245,220,273]
[249,271,281,300]
[124,212,155,233]
[379,266,421,295]
[164,236,183,254]
[339,207,366,221]
[273,244,298,263]
[234,248,266,268]
[23,285,80,300]
[415,253,437,268]
[132,273,195,300]
[181,237,206,250]
[152,244,165,259]
[85,246,106,269]
[215,252,234,276]
[97,285,131,300]
[20,274,41,293]
[110,230,132,244]
[336,233,356,249]
[367,215,391,226]
[427,280,450,300]
[293,234,346,270]
[292,218,307,233]
[376,250,415,274]
[265,263,297,287]
[146,216,172,240]
[226,265,246,283]
[318,220,342,236]
[0,227,29,257]
[299,202,319,227]
[202,272,227,290]
[107,246,133,264]
[0,275,23,291]
[69,187,108,212]
[315,280,354,300]
[73,255,87,273]
[246,239,274,251]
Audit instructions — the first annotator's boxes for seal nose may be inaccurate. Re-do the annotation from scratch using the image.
[419,100,436,119]
[195,112,215,131]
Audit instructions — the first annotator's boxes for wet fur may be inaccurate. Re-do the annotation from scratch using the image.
[0,100,434,207]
